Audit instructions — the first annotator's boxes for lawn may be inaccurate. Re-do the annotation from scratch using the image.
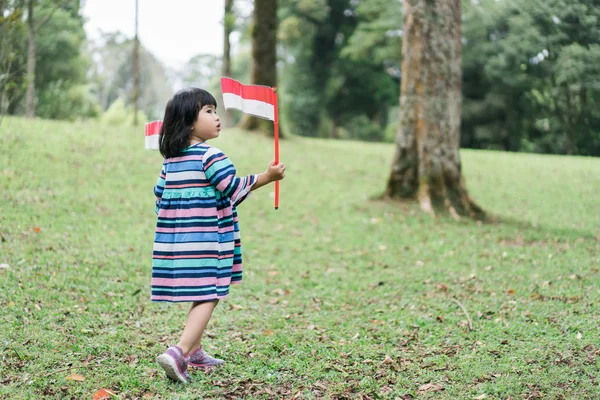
[0,117,598,399]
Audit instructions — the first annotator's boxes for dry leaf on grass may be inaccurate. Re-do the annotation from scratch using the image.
[418,383,444,392]
[65,374,85,382]
[437,283,448,291]
[381,355,394,365]
[92,388,116,399]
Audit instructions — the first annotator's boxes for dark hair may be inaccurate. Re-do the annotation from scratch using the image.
[159,88,217,158]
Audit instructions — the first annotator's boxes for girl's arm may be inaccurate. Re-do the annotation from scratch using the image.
[153,163,166,214]
[251,160,286,192]
[203,148,285,207]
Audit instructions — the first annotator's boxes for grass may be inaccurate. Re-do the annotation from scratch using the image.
[0,116,598,399]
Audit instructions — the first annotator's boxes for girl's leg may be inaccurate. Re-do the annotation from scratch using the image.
[177,300,219,356]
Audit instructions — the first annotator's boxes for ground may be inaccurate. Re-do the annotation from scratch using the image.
[0,117,598,399]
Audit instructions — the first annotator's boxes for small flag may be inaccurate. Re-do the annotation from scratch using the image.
[221,77,276,121]
[221,77,281,210]
[145,120,162,150]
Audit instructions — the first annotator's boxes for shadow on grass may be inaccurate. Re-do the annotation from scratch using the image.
[371,194,598,241]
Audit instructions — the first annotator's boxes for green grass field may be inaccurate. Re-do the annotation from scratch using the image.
[1,117,598,399]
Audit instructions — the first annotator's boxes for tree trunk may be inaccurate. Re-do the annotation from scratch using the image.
[132,0,139,126]
[25,0,36,118]
[385,0,482,218]
[220,0,234,128]
[238,0,283,137]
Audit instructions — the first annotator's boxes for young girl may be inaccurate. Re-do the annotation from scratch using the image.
[152,88,286,383]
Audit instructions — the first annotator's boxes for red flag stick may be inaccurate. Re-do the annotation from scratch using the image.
[273,87,280,210]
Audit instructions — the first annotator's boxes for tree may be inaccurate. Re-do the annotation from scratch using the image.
[461,0,600,156]
[87,32,172,121]
[221,0,235,128]
[133,0,139,125]
[25,0,72,118]
[25,0,35,117]
[238,0,282,136]
[0,1,27,119]
[279,0,399,140]
[385,0,482,218]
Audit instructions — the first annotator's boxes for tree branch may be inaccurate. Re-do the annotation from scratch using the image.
[35,0,71,32]
[288,1,322,26]
[451,298,473,331]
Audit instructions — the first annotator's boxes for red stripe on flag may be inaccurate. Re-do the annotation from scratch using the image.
[145,120,162,136]
[221,77,275,105]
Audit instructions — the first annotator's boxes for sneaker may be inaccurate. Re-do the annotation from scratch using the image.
[156,345,191,383]
[186,347,225,369]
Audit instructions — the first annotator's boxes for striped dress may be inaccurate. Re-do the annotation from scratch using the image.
[151,143,257,302]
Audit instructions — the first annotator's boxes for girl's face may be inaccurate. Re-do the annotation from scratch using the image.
[190,104,221,143]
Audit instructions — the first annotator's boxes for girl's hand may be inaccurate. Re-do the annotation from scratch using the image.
[265,160,286,182]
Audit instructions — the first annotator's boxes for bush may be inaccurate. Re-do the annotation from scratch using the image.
[340,114,384,142]
[37,82,101,121]
[101,98,147,126]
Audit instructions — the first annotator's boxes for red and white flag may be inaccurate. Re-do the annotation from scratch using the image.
[145,120,162,150]
[221,77,276,121]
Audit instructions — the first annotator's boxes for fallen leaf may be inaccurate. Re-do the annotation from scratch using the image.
[437,315,445,323]
[418,383,444,392]
[380,386,393,394]
[307,324,315,330]
[378,245,387,251]
[264,329,274,336]
[381,355,394,365]
[506,289,516,295]
[34,226,41,233]
[92,388,116,399]
[65,374,85,382]
[436,283,448,291]
[125,355,138,366]
[473,395,488,400]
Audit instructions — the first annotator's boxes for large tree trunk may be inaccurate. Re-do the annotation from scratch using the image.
[220,0,234,128]
[238,0,283,137]
[25,0,36,118]
[385,0,482,218]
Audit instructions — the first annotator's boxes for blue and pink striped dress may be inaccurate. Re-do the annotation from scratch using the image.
[151,143,257,302]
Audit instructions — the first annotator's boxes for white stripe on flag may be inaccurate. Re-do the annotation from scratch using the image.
[145,134,159,150]
[222,93,274,121]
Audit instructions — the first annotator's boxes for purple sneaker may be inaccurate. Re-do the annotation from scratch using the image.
[156,345,191,383]
[186,347,225,369]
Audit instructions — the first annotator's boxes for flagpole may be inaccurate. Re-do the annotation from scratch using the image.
[273,87,280,210]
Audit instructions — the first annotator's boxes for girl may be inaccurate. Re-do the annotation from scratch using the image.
[152,88,286,383]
